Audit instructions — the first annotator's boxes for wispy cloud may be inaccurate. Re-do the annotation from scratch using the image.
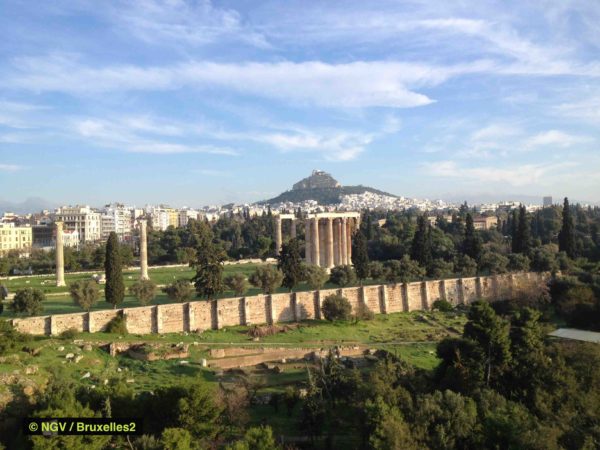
[524,130,591,149]
[0,163,24,172]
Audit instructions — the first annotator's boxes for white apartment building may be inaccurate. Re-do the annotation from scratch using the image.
[0,223,32,255]
[101,203,135,241]
[178,209,200,227]
[55,205,101,243]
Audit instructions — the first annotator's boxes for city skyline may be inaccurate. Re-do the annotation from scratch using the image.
[1,1,600,206]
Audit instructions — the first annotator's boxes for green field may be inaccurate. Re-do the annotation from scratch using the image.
[0,262,389,318]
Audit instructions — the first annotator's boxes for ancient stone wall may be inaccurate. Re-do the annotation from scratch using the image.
[11,272,549,336]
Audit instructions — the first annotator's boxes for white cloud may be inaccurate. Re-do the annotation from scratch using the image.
[555,95,600,124]
[524,130,591,149]
[423,160,577,186]
[0,164,24,172]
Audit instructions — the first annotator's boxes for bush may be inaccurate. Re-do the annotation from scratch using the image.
[303,264,329,290]
[369,261,386,280]
[354,302,375,321]
[105,315,128,335]
[0,284,7,301]
[507,253,530,272]
[329,265,357,287]
[59,328,79,340]
[70,279,100,312]
[224,273,250,296]
[432,299,454,312]
[321,294,352,321]
[249,266,283,294]
[129,279,157,305]
[10,288,45,316]
[0,320,31,356]
[163,279,194,302]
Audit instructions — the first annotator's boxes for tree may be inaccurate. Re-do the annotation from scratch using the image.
[558,197,576,258]
[225,426,281,450]
[515,205,531,255]
[10,288,45,316]
[463,214,482,261]
[192,238,225,300]
[249,265,283,294]
[160,428,193,450]
[69,279,100,312]
[384,256,425,284]
[351,230,370,283]
[163,279,194,302]
[328,265,357,287]
[478,251,509,275]
[177,380,223,440]
[321,294,352,321]
[411,215,432,268]
[369,261,386,280]
[455,254,478,277]
[129,279,157,305]
[303,264,328,290]
[507,253,530,272]
[105,232,125,308]
[463,301,512,387]
[224,273,250,296]
[277,238,303,291]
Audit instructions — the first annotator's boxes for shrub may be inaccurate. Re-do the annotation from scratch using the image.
[0,284,7,301]
[105,315,128,335]
[0,320,31,356]
[70,279,100,311]
[163,279,194,302]
[129,279,157,305]
[328,265,357,287]
[249,266,283,294]
[369,261,386,280]
[59,328,79,340]
[321,294,352,321]
[354,302,375,321]
[10,288,45,316]
[384,256,425,284]
[507,253,530,272]
[432,299,454,312]
[224,273,250,296]
[303,264,329,290]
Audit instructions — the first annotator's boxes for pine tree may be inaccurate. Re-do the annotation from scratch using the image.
[411,215,431,268]
[463,213,482,261]
[558,197,576,258]
[192,239,225,300]
[105,232,125,308]
[278,238,303,292]
[351,230,370,284]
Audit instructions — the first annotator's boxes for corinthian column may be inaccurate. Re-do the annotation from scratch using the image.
[55,221,65,287]
[341,217,348,265]
[326,218,334,268]
[291,220,297,239]
[140,219,149,280]
[312,218,320,266]
[347,218,353,264]
[305,218,312,264]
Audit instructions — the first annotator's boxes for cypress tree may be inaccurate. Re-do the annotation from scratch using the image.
[558,197,576,258]
[510,209,519,253]
[411,215,431,268]
[463,213,482,261]
[105,232,125,308]
[516,205,531,255]
[351,230,370,284]
[278,238,303,292]
[192,240,225,300]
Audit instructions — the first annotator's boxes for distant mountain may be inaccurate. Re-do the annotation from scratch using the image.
[258,170,398,205]
[0,197,57,214]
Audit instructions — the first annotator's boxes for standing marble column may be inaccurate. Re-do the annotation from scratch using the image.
[341,217,348,265]
[305,219,312,264]
[347,218,353,264]
[312,218,320,266]
[55,221,66,287]
[333,219,341,266]
[140,219,149,280]
[290,220,297,239]
[326,218,334,268]
[274,217,282,255]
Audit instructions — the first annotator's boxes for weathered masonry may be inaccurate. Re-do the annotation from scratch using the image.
[11,272,548,336]
[275,212,361,269]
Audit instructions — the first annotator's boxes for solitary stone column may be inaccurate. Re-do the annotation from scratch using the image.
[140,219,149,280]
[305,218,312,264]
[55,221,65,287]
[274,217,282,255]
[312,218,320,266]
[346,218,353,264]
[341,217,348,265]
[326,218,334,268]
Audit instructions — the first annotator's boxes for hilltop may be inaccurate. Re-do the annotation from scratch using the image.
[259,170,398,205]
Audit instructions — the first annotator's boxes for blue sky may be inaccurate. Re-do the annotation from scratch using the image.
[0,0,599,207]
